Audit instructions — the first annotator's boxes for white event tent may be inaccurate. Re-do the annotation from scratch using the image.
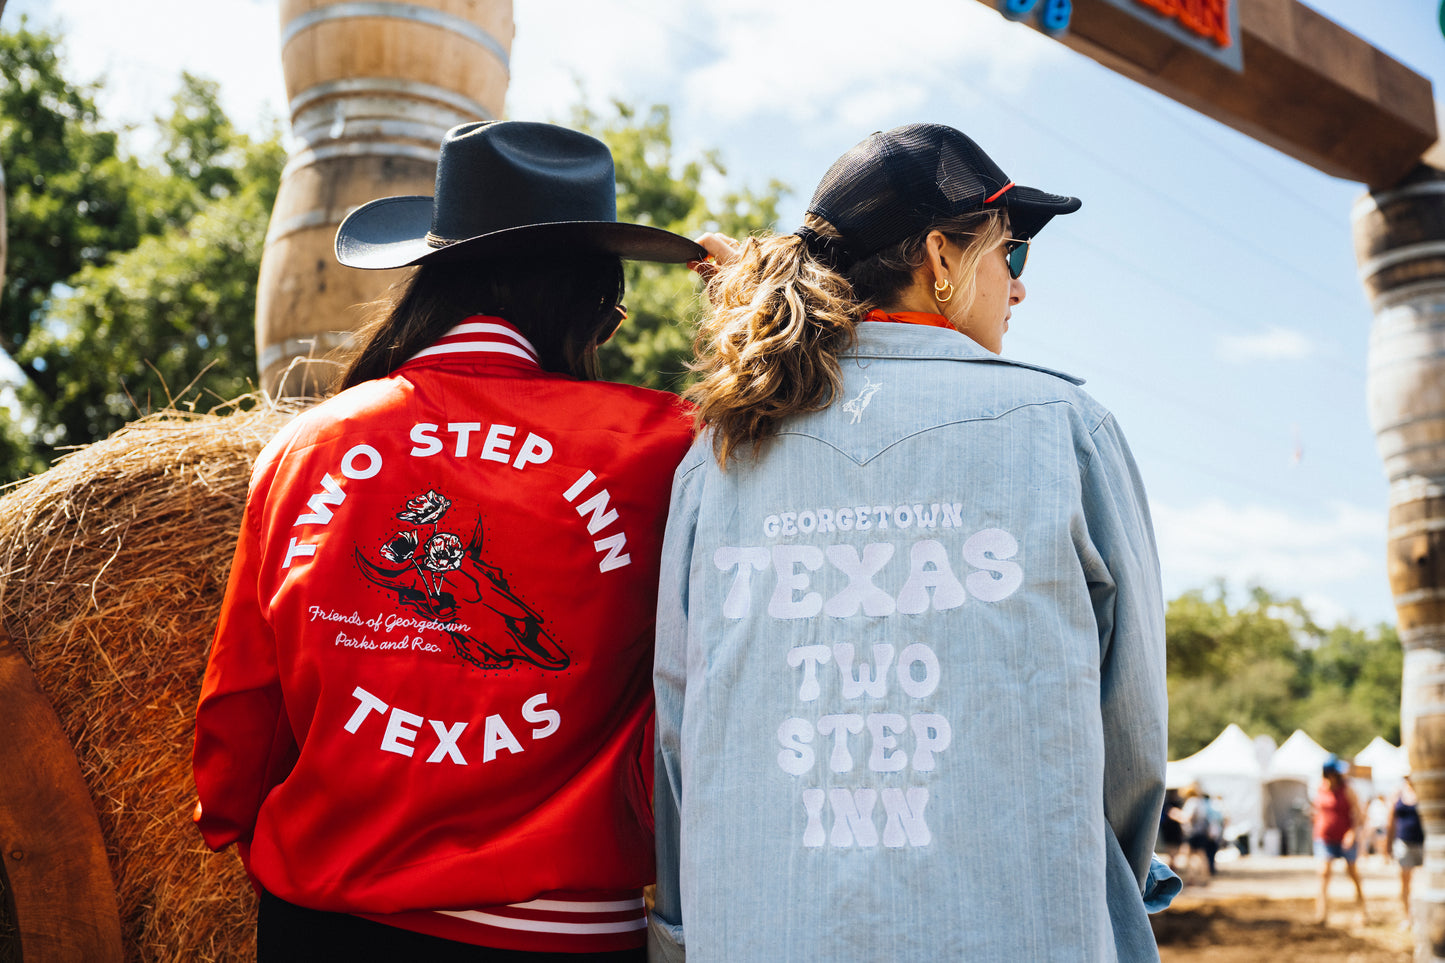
[1166,723,1267,850]
[1263,729,1331,854]
[1266,729,1331,783]
[1168,726,1406,856]
[1354,737,1409,798]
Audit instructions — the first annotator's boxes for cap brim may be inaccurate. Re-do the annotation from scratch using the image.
[1002,185,1081,240]
[335,195,706,269]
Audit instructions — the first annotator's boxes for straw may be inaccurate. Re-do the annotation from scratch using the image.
[0,398,301,962]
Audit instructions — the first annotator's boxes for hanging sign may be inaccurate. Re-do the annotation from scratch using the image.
[999,0,1241,71]
[1099,0,1243,71]
[998,0,1073,36]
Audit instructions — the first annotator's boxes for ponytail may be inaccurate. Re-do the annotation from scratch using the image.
[688,210,1004,467]
[686,221,860,467]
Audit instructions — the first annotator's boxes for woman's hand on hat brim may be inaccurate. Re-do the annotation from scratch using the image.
[688,232,741,281]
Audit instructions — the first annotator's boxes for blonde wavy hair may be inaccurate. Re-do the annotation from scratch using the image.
[688,209,1006,467]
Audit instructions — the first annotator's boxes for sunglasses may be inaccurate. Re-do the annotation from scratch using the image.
[950,233,1030,279]
[1003,238,1029,279]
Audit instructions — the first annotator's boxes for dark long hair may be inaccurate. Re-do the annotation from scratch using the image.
[339,254,626,390]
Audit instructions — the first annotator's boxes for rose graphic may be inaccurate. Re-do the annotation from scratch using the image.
[354,493,571,671]
[398,489,451,525]
[380,530,419,564]
[422,532,465,573]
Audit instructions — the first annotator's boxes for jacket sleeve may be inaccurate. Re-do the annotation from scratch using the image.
[192,483,295,855]
[1079,413,1169,900]
[651,456,703,960]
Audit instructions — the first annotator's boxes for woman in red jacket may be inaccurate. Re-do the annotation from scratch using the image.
[192,121,701,962]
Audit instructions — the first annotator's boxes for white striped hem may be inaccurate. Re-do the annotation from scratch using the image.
[434,909,647,935]
[511,897,645,912]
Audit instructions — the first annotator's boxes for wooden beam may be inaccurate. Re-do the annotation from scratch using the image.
[975,0,1438,189]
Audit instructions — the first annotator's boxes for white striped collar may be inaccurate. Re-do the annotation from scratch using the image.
[407,317,540,367]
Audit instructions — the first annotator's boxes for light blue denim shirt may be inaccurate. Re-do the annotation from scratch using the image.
[653,322,1176,962]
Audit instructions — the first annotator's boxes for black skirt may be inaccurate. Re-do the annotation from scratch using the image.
[257,890,645,963]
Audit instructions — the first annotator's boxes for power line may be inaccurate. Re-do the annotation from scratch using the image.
[958,83,1364,307]
[1114,82,1349,228]
[614,1,1378,454]
[622,2,1367,310]
[1043,220,1368,382]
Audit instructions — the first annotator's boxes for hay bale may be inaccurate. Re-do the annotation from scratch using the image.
[0,400,300,962]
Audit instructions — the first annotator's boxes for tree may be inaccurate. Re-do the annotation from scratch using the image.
[155,73,262,226]
[15,75,284,449]
[1297,622,1402,751]
[0,18,149,407]
[573,102,786,393]
[1164,583,1401,758]
[0,19,285,465]
[19,162,281,446]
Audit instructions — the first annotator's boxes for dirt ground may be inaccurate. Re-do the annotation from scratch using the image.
[1152,854,1415,961]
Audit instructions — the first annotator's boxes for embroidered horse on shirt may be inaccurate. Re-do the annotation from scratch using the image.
[843,377,884,424]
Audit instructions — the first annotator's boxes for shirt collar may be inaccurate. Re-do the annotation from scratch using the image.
[403,316,541,371]
[849,319,1084,386]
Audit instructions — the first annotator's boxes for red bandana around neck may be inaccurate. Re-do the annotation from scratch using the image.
[862,309,956,331]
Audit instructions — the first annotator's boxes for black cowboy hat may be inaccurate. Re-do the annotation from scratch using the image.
[335,121,705,269]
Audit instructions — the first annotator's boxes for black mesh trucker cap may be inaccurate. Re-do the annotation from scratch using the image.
[802,124,1080,268]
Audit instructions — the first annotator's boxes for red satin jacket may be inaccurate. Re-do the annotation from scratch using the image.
[192,317,694,952]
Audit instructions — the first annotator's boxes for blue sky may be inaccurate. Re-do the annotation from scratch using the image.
[9,0,1445,626]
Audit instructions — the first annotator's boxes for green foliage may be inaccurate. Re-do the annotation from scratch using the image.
[0,17,145,370]
[572,101,786,392]
[1165,583,1303,678]
[0,395,45,480]
[1166,584,1401,759]
[154,73,281,226]
[0,27,771,478]
[18,170,279,445]
[0,20,284,468]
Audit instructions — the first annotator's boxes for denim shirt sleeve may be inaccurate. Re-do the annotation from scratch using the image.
[1144,855,1183,913]
[652,456,703,956]
[1080,413,1169,898]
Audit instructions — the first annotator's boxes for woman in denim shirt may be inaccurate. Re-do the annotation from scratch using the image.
[652,124,1179,962]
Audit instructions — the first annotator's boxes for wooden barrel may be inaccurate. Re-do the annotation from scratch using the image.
[257,0,514,397]
[1354,164,1445,961]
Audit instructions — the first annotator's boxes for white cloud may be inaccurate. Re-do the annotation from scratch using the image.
[1216,326,1316,363]
[13,0,287,148]
[507,0,694,122]
[678,0,1063,130]
[1151,497,1393,625]
[15,0,1069,161]
[504,0,1066,135]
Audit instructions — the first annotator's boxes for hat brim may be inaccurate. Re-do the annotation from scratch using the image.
[335,195,706,269]
[1001,185,1081,240]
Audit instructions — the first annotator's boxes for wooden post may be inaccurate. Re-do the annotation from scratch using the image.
[256,0,514,397]
[0,629,122,962]
[1354,166,1445,961]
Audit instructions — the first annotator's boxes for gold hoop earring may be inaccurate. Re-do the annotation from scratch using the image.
[934,278,954,304]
